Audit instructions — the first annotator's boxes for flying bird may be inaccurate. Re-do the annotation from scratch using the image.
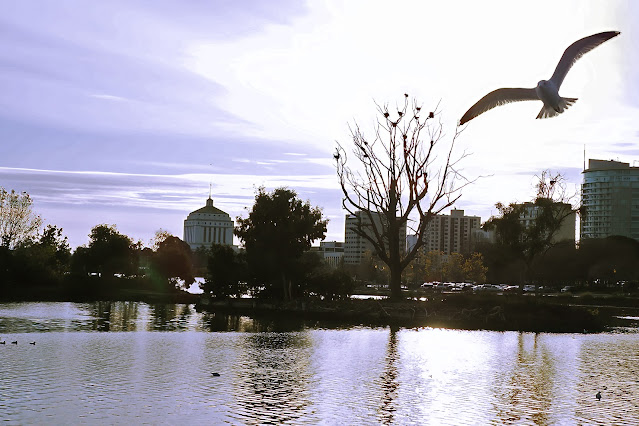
[460,31,620,125]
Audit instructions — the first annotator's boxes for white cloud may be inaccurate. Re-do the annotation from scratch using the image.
[2,0,636,248]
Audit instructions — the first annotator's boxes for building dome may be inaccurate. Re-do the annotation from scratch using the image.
[183,197,234,250]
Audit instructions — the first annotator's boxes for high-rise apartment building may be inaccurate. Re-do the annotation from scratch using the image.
[581,159,639,241]
[518,201,576,243]
[344,211,406,264]
[422,209,481,255]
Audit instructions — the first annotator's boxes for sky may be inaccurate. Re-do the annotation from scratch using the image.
[1,1,638,249]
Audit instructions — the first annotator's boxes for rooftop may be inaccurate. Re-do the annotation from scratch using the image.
[188,197,229,216]
[584,159,638,172]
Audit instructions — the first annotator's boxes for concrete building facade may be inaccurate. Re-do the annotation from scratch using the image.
[183,197,234,250]
[422,209,481,255]
[518,201,576,243]
[344,211,406,264]
[581,159,639,241]
[311,241,345,268]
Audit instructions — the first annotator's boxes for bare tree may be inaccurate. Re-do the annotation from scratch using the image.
[0,188,42,249]
[335,94,470,300]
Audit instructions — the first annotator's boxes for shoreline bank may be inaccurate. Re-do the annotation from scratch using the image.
[196,294,617,333]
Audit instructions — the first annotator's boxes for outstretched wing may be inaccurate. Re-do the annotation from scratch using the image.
[550,31,620,89]
[460,88,539,125]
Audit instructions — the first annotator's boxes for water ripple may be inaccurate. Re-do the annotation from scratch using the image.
[0,303,638,424]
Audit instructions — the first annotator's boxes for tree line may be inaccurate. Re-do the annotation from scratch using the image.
[476,171,639,288]
[0,186,353,302]
[4,95,638,302]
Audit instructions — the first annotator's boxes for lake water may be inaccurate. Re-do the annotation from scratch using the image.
[0,302,638,425]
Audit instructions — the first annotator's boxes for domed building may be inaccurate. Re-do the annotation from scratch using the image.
[183,197,234,250]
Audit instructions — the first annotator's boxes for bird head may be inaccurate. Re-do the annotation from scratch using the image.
[537,80,547,88]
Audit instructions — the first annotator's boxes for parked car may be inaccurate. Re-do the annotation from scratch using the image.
[474,284,501,292]
[523,285,536,293]
[561,286,573,293]
[485,284,502,292]
[434,283,449,291]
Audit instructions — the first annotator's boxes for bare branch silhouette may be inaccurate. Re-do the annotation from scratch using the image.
[336,95,473,300]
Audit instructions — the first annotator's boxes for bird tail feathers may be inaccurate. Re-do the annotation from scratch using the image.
[536,97,578,119]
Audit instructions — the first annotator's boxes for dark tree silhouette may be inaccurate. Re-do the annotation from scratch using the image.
[153,236,194,289]
[0,224,71,287]
[579,236,639,284]
[484,170,579,283]
[202,244,246,298]
[73,224,138,277]
[336,95,468,300]
[235,187,327,300]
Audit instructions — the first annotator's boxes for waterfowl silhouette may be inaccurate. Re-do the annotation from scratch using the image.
[596,391,602,400]
[29,342,36,345]
[211,372,220,377]
[11,341,17,345]
[460,31,620,124]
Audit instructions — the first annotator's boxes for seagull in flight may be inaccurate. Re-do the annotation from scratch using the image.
[460,31,620,125]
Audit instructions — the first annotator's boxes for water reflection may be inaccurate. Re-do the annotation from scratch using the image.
[492,333,556,424]
[1,303,639,424]
[200,312,308,333]
[230,332,314,424]
[148,303,196,331]
[378,326,399,424]
[88,301,142,331]
[0,301,337,334]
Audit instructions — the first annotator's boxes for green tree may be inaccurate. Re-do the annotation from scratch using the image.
[442,253,465,282]
[404,249,428,288]
[192,246,210,276]
[307,267,355,301]
[463,252,487,284]
[152,236,194,289]
[0,224,71,290]
[484,171,578,283]
[235,187,327,300]
[531,241,578,287]
[150,228,172,251]
[336,95,468,300]
[0,188,42,249]
[73,224,138,277]
[578,236,639,285]
[423,250,444,282]
[32,224,71,280]
[202,244,246,298]
[350,250,390,286]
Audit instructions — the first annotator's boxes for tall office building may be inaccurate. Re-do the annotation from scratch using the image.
[422,209,481,255]
[344,211,406,264]
[183,197,234,250]
[581,159,639,241]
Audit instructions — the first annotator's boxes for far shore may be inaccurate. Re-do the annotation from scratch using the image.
[196,291,638,333]
[3,287,639,333]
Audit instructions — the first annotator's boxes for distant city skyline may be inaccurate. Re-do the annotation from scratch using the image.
[1,1,637,248]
